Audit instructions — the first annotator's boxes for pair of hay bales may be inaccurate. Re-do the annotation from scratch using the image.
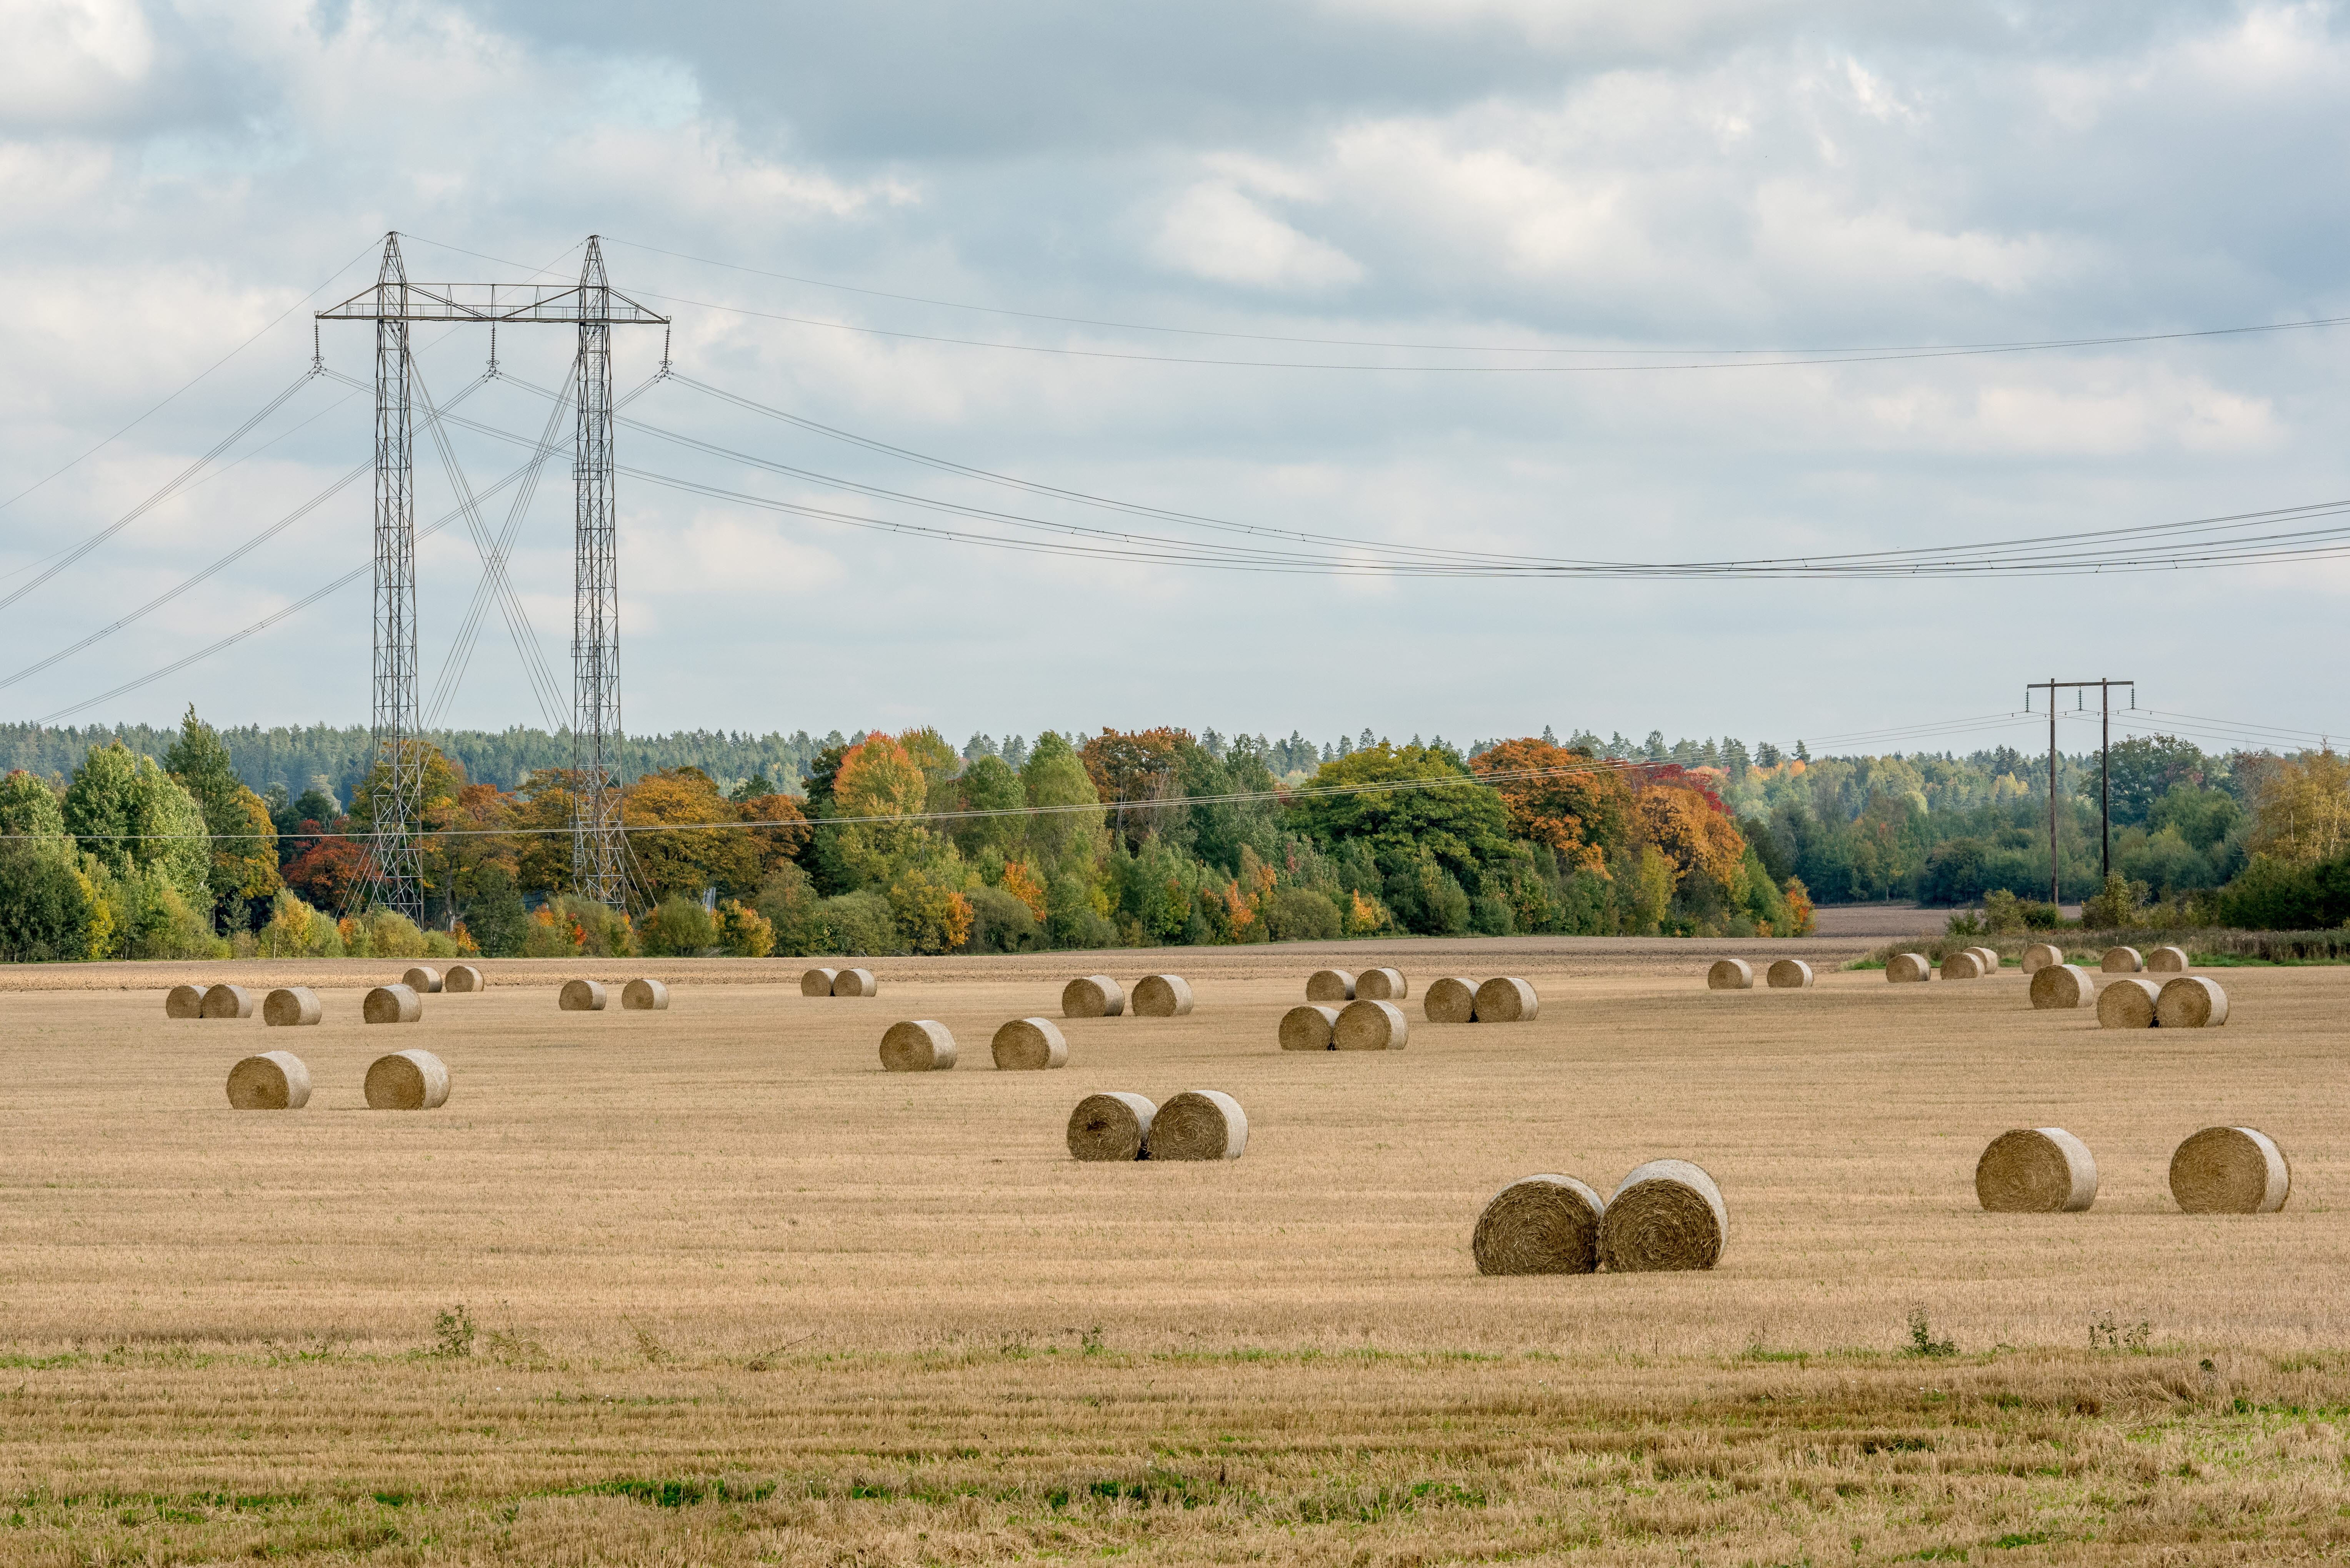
[224,1047,451,1111]
[1472,1160,1726,1275]
[802,967,878,997]
[1066,1090,1247,1161]
[1706,958,1813,990]
[877,1017,1073,1072]
[2099,944,2189,974]
[1975,1125,2290,1214]
[1279,998,1409,1051]
[2098,974,2227,1029]
[393,964,485,993]
[1061,975,1194,1017]
[1304,968,1407,1003]
[558,979,672,1012]
[1422,976,1538,1023]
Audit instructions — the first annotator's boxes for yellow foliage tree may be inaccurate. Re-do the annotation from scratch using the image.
[2248,750,2350,866]
[834,734,933,880]
[1634,786,1747,890]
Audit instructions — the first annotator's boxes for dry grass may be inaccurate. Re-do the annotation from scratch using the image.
[4,945,2350,1561]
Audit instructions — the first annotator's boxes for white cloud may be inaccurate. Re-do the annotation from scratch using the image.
[0,0,155,124]
[1152,182,1364,291]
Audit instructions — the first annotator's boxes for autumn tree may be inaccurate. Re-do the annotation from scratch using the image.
[1634,781,1747,891]
[832,732,934,882]
[1471,737,1636,875]
[623,766,763,902]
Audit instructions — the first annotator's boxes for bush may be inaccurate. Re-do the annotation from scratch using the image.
[818,889,898,955]
[0,839,93,962]
[557,895,635,957]
[755,864,829,956]
[1469,893,1514,936]
[518,906,579,957]
[640,896,717,957]
[963,885,1042,953]
[341,908,430,960]
[258,889,342,957]
[715,899,775,957]
[465,865,530,957]
[1262,886,1340,942]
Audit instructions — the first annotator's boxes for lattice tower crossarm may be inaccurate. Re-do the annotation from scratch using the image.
[571,236,627,906]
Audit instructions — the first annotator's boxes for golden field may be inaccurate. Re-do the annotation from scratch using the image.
[1,936,2346,1564]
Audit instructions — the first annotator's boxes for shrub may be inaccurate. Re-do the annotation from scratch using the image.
[963,885,1042,953]
[715,899,775,957]
[755,864,829,956]
[640,895,718,957]
[1262,887,1340,942]
[1469,892,1514,936]
[259,890,342,957]
[0,838,93,962]
[556,895,635,957]
[465,864,530,957]
[819,889,898,955]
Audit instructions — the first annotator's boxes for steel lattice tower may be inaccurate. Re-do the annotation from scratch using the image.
[570,236,626,904]
[368,236,425,922]
[318,232,665,917]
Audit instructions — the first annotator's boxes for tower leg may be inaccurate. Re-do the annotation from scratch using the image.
[571,236,626,906]
[370,234,423,922]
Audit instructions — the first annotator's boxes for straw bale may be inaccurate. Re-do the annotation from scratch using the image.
[1334,999,1408,1051]
[1061,975,1125,1017]
[1067,1092,1155,1161]
[832,968,878,998]
[200,984,256,1019]
[1357,967,1407,1001]
[558,979,607,1012]
[1707,958,1754,990]
[2169,1126,2290,1215]
[1472,1174,1604,1275]
[2155,975,2228,1029]
[1423,977,1477,1023]
[2097,976,2161,1029]
[2028,963,2096,1010]
[363,984,422,1025]
[225,1050,312,1110]
[403,966,444,994]
[1886,953,1932,983]
[364,1047,451,1110]
[2147,945,2190,973]
[1975,1127,2097,1212]
[991,1017,1067,1071]
[1279,1004,1340,1051]
[1766,959,1813,989]
[880,1019,957,1072]
[165,984,207,1019]
[1148,1089,1248,1161]
[262,987,321,1027]
[801,968,838,997]
[1971,947,2003,974]
[1940,951,1984,981]
[622,978,670,1011]
[1132,974,1194,1017]
[2021,943,2066,975]
[1305,969,1356,1003]
[444,964,484,993]
[1473,977,1538,1022]
[2101,945,2143,973]
[1598,1160,1727,1272]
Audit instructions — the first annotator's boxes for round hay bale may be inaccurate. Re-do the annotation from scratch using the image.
[362,984,422,1025]
[1148,1090,1248,1161]
[1357,967,1407,1001]
[1971,946,2003,974]
[2097,976,2161,1029]
[1886,953,1932,983]
[1473,977,1538,1022]
[1598,1160,1726,1272]
[832,967,878,998]
[1423,977,1477,1023]
[2169,1126,2290,1214]
[1707,958,1754,990]
[402,965,443,994]
[1061,975,1125,1018]
[2155,975,2228,1029]
[262,987,321,1027]
[801,967,838,997]
[2146,945,2190,974]
[1132,975,1194,1017]
[364,1048,450,1110]
[1766,959,1813,989]
[225,1050,311,1110]
[1305,969,1355,1003]
[1940,950,1984,981]
[1472,1174,1605,1275]
[1975,1127,2097,1212]
[621,978,670,1012]
[2021,943,2066,975]
[165,984,208,1019]
[1334,999,1408,1051]
[199,984,256,1020]
[444,964,484,993]
[1279,1004,1340,1051]
[2101,945,2143,973]
[558,979,607,1012]
[880,1019,957,1072]
[1067,1092,1155,1162]
[991,1017,1067,1071]
[2028,963,2096,1010]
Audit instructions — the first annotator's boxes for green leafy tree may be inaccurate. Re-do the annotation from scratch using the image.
[1286,742,1515,893]
[949,754,1027,860]
[1,770,67,840]
[63,742,212,911]
[1021,732,1107,872]
[640,895,718,956]
[464,863,530,957]
[0,837,94,961]
[163,706,281,916]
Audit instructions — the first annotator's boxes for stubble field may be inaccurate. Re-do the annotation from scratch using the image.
[1,936,2346,1564]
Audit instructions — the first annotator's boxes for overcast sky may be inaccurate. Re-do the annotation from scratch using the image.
[3,0,2345,758]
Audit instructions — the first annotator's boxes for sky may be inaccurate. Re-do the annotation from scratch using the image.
[2,0,2347,761]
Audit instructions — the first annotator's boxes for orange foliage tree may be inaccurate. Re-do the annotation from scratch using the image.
[1635,782,1747,890]
[1470,738,1636,875]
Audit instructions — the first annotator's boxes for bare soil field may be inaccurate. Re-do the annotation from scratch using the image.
[1,945,2345,1563]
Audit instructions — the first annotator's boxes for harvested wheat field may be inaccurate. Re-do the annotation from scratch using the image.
[3,933,2349,1565]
